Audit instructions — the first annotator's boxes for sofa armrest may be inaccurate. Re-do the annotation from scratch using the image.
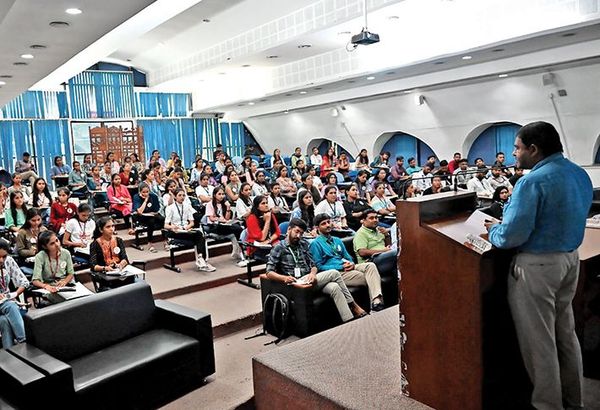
[0,349,48,406]
[155,300,215,376]
[8,343,74,395]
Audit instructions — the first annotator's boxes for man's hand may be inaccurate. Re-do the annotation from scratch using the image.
[305,273,317,285]
[283,276,296,284]
[484,221,498,232]
[343,261,355,271]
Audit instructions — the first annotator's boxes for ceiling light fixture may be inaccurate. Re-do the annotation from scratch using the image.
[366,76,375,80]
[21,54,34,59]
[434,61,445,65]
[462,55,472,60]
[248,102,255,105]
[241,64,251,67]
[0,75,13,78]
[0,81,6,86]
[202,18,211,23]
[388,15,400,20]
[385,71,395,75]
[65,8,82,15]
[561,32,576,37]
[297,44,312,48]
[498,73,508,78]
[49,21,70,28]
[13,62,28,66]
[30,45,47,50]
[266,55,279,59]
[284,110,289,114]
[299,91,307,94]
[492,48,504,52]
[338,31,351,35]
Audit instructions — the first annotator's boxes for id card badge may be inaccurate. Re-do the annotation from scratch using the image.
[294,267,301,278]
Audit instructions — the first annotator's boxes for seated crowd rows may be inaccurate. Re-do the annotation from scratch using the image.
[0,144,515,348]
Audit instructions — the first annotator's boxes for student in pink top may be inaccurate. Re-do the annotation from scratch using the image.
[107,173,133,234]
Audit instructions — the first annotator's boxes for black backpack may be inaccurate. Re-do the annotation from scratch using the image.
[262,293,292,344]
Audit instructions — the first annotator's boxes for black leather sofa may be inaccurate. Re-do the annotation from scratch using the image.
[260,237,399,337]
[1,282,215,409]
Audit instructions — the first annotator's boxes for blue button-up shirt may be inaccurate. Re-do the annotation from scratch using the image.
[488,153,592,253]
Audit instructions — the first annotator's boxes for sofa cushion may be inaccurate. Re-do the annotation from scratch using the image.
[70,328,199,394]
[24,282,156,362]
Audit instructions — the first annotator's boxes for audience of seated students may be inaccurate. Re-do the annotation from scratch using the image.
[267,182,291,220]
[0,239,29,349]
[31,177,52,224]
[6,192,28,233]
[16,209,46,260]
[8,173,31,204]
[509,167,524,186]
[337,152,350,180]
[225,170,242,203]
[63,203,95,260]
[370,182,397,217]
[321,173,341,199]
[320,147,337,177]
[265,217,367,322]
[14,152,38,187]
[488,165,513,191]
[314,186,348,230]
[310,147,323,167]
[488,186,510,220]
[292,188,315,229]
[106,174,134,234]
[236,183,253,221]
[370,151,391,168]
[448,152,462,173]
[467,166,494,197]
[50,156,71,183]
[68,160,89,198]
[353,208,397,275]
[252,171,269,197]
[411,164,434,193]
[49,187,77,234]
[298,173,321,204]
[89,217,136,290]
[405,157,421,175]
[423,175,451,196]
[164,188,215,272]
[276,166,297,199]
[245,195,281,260]
[31,230,78,304]
[203,186,246,266]
[343,183,371,232]
[355,148,370,171]
[132,183,164,253]
[434,160,452,183]
[492,151,513,178]
[370,168,395,196]
[453,158,472,188]
[309,213,384,311]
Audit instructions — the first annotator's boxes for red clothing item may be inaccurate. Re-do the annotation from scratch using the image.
[50,201,78,233]
[107,184,132,215]
[245,213,280,255]
[448,160,460,173]
[320,155,337,178]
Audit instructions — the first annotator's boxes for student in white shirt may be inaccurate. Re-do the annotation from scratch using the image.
[195,173,215,204]
[411,164,434,193]
[235,183,253,221]
[310,147,323,167]
[63,203,96,260]
[314,186,348,230]
[252,171,269,197]
[467,167,494,197]
[267,182,290,222]
[164,188,215,272]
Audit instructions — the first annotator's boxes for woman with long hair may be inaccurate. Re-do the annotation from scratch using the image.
[298,173,321,204]
[0,183,8,216]
[203,186,246,266]
[31,177,52,224]
[267,182,290,222]
[225,170,242,203]
[356,149,370,171]
[162,178,178,208]
[202,164,219,187]
[370,168,394,196]
[106,151,121,175]
[16,208,46,259]
[337,152,350,179]
[63,203,95,256]
[320,147,337,178]
[82,154,94,175]
[244,161,258,186]
[343,183,371,232]
[0,240,29,348]
[220,164,235,186]
[402,182,417,199]
[276,166,297,198]
[245,195,281,260]
[190,157,205,185]
[106,174,133,234]
[132,182,164,253]
[270,148,282,168]
[7,173,30,204]
[252,170,269,197]
[314,185,348,230]
[130,153,144,174]
[6,192,28,233]
[164,188,215,271]
[291,190,317,237]
[49,187,77,234]
[235,183,253,221]
[488,186,510,220]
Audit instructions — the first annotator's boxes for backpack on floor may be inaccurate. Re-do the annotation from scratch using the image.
[262,293,292,344]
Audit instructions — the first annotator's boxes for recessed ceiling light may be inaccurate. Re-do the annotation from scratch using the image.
[366,76,375,80]
[0,75,13,79]
[403,90,413,94]
[561,32,576,37]
[226,57,231,61]
[13,62,28,66]
[0,81,6,86]
[248,102,255,105]
[462,55,472,60]
[299,91,307,94]
[218,72,226,75]
[266,55,279,59]
[498,73,508,78]
[65,8,82,15]
[237,104,245,107]
[337,31,351,35]
[202,18,211,23]
[21,54,34,59]
[49,21,70,28]
[30,45,47,50]
[297,44,312,49]
[259,99,267,102]
[284,110,289,114]
[241,64,251,67]
[434,61,445,65]
[492,48,505,52]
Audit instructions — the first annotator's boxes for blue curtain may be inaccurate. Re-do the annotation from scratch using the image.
[468,123,520,165]
[68,71,135,119]
[32,120,71,183]
[135,92,189,118]
[382,133,418,162]
[138,119,182,164]
[179,119,198,167]
[1,91,68,119]
[0,121,33,171]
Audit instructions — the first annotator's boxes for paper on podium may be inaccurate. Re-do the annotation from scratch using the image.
[426,210,495,255]
[586,214,600,229]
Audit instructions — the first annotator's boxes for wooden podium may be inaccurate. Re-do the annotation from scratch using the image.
[397,191,531,410]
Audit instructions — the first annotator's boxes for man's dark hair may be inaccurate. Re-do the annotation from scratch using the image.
[362,208,378,220]
[458,158,468,164]
[453,152,461,157]
[313,213,330,227]
[439,160,448,166]
[23,152,30,157]
[396,156,404,161]
[496,151,505,157]
[427,155,436,161]
[517,121,563,156]
[408,157,415,163]
[288,218,307,231]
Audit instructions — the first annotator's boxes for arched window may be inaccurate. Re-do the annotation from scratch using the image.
[380,132,436,166]
[467,122,521,166]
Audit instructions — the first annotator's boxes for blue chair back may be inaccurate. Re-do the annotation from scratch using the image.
[279,221,289,236]
[283,156,291,166]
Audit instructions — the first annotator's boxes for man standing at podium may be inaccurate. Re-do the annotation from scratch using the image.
[485,121,593,410]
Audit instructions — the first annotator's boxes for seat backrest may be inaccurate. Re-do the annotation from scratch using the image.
[341,236,358,263]
[24,282,156,362]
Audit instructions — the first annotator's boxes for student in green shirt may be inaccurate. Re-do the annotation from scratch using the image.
[32,230,74,291]
[353,209,397,279]
[5,191,27,232]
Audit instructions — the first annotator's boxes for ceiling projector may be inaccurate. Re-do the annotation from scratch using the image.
[351,29,380,45]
